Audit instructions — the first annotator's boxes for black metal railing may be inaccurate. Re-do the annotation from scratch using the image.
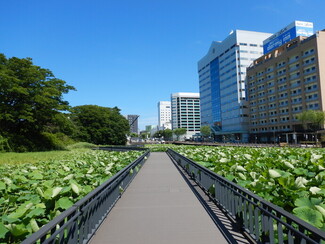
[167,148,325,244]
[22,149,150,244]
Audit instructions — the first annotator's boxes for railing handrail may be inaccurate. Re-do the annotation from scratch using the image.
[22,149,150,244]
[167,148,325,243]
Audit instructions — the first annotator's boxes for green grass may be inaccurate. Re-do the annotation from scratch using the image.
[0,142,98,165]
[0,149,90,165]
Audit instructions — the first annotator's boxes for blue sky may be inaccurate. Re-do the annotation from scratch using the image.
[1,0,325,130]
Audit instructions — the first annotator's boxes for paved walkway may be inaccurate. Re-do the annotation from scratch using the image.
[89,152,229,244]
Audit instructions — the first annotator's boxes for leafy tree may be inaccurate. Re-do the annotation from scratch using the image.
[130,132,138,138]
[153,129,172,140]
[70,105,129,145]
[163,129,173,141]
[173,128,187,141]
[153,130,164,138]
[140,132,149,140]
[297,110,325,132]
[297,110,325,144]
[0,54,75,151]
[200,126,211,140]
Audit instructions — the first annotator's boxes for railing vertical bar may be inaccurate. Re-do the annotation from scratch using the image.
[268,211,275,244]
[243,197,248,229]
[249,200,254,234]
[277,221,283,244]
[225,187,229,212]
[262,209,269,243]
[287,219,294,244]
[230,188,234,214]
[254,205,260,241]
[234,191,238,218]
[299,225,307,244]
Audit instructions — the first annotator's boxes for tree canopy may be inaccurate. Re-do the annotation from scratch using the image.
[70,105,130,145]
[200,126,211,138]
[297,110,325,132]
[173,128,187,140]
[0,54,76,151]
[153,129,173,140]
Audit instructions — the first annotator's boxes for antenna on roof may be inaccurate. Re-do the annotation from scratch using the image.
[229,30,234,35]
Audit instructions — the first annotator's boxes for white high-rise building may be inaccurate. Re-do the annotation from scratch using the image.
[171,92,200,140]
[198,30,272,142]
[158,101,172,130]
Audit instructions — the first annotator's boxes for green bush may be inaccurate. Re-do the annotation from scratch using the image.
[66,142,97,150]
[41,132,75,150]
[0,135,11,152]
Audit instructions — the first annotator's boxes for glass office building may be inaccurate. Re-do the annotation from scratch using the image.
[198,30,272,142]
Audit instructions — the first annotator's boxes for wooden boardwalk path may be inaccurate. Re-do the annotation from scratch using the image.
[89,152,242,244]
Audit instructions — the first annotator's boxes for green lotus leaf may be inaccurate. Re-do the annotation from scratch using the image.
[0,182,6,190]
[5,223,29,237]
[26,208,45,219]
[29,171,43,180]
[269,169,281,178]
[293,206,323,228]
[0,222,9,239]
[30,219,40,233]
[56,197,73,210]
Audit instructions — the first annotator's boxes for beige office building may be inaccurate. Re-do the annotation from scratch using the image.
[247,30,325,143]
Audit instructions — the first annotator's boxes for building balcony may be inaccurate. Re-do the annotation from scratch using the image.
[290,83,301,88]
[265,76,275,81]
[278,87,287,92]
[279,112,289,115]
[292,110,303,113]
[303,60,315,67]
[305,87,318,93]
[303,70,316,75]
[291,100,302,105]
[277,79,287,85]
[304,78,317,84]
[289,66,299,72]
[302,51,315,58]
[266,69,274,74]
[291,92,302,97]
[306,97,318,102]
[290,75,300,81]
[279,103,289,107]
[288,59,299,65]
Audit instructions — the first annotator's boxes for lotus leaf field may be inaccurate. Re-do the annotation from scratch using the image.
[0,149,143,243]
[166,145,325,231]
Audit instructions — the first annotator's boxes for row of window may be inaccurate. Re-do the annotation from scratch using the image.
[239,43,261,47]
[249,48,316,78]
[250,125,291,132]
[249,75,317,92]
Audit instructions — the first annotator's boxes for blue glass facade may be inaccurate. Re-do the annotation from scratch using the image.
[210,58,221,129]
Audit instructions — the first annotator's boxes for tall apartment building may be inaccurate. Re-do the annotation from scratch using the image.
[247,29,324,143]
[158,101,172,130]
[171,92,200,140]
[198,30,272,142]
[127,115,139,134]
